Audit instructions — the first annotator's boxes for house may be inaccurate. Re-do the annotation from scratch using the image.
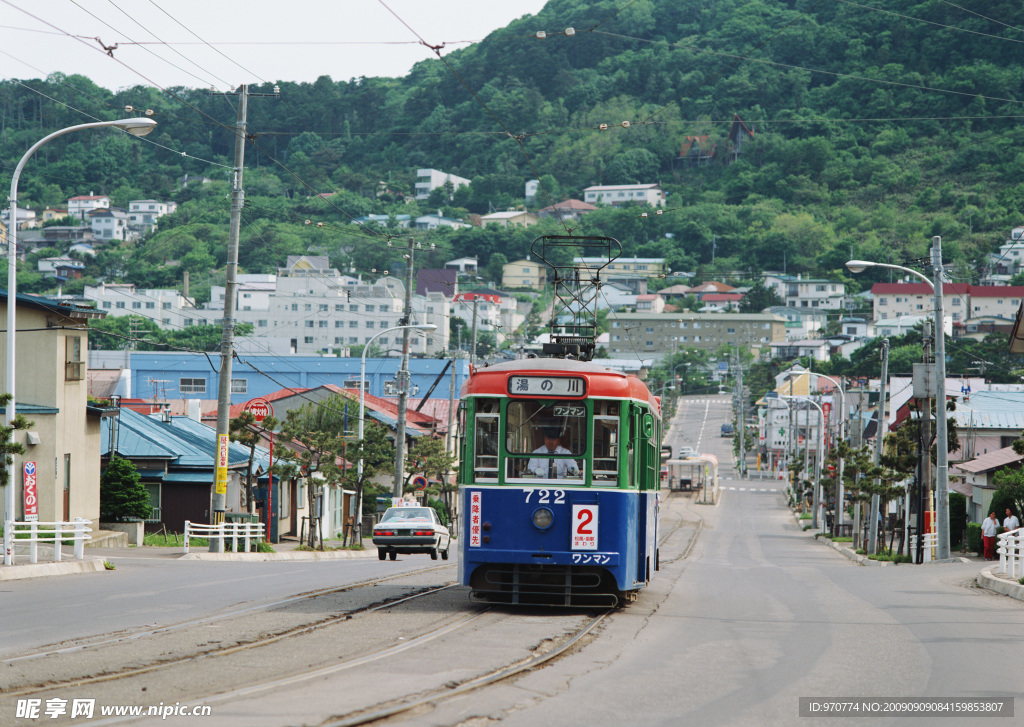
[525,179,539,201]
[414,213,470,231]
[38,257,86,281]
[178,174,212,188]
[88,208,129,241]
[128,200,178,233]
[41,208,69,222]
[676,135,716,168]
[452,293,503,341]
[414,168,470,200]
[698,292,742,312]
[68,194,110,221]
[479,210,539,229]
[953,447,1024,524]
[0,206,37,230]
[42,226,94,245]
[502,259,546,290]
[763,306,828,341]
[764,274,846,311]
[768,339,830,362]
[351,214,412,229]
[573,256,667,295]
[444,257,478,275]
[0,290,108,524]
[870,282,970,323]
[727,114,755,163]
[873,314,949,338]
[583,184,665,208]
[635,294,666,314]
[537,199,597,223]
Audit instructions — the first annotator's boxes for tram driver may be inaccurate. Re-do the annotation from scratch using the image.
[526,426,580,479]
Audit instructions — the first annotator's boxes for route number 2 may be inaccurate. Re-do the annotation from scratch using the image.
[571,504,598,551]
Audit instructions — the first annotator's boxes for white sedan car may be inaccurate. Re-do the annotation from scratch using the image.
[373,507,451,561]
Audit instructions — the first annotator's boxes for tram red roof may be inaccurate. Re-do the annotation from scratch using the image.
[463,358,660,415]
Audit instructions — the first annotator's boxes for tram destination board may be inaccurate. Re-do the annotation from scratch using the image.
[508,375,586,397]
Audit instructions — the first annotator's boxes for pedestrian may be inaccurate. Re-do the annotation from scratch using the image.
[982,511,999,560]
[1003,507,1020,534]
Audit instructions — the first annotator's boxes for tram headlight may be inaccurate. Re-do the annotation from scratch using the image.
[532,507,554,529]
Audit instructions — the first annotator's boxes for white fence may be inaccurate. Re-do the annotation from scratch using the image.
[997,527,1023,579]
[909,532,938,563]
[3,518,92,565]
[184,520,265,554]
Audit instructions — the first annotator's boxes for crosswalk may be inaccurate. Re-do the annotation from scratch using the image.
[722,486,780,492]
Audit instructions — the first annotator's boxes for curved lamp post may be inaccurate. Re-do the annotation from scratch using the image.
[5,118,156,559]
[847,240,949,559]
[355,323,436,538]
[798,371,847,533]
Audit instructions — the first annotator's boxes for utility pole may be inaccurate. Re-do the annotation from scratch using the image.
[918,320,933,564]
[444,354,458,531]
[932,236,951,560]
[211,84,277,536]
[393,238,415,504]
[470,296,479,365]
[869,338,890,554]
[736,349,745,477]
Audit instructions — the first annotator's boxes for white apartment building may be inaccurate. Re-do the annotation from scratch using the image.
[763,274,846,310]
[582,184,665,208]
[68,194,110,221]
[128,200,177,233]
[871,282,970,323]
[414,168,471,200]
[968,286,1024,320]
[199,256,449,356]
[83,283,199,328]
[452,293,503,344]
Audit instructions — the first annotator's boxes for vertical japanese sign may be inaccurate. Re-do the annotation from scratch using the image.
[469,491,482,547]
[822,402,832,449]
[216,434,229,495]
[23,461,38,521]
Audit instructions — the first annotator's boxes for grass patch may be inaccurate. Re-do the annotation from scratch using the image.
[855,548,867,555]
[798,513,812,520]
[831,536,853,543]
[802,524,813,531]
[143,531,183,547]
[103,560,115,570]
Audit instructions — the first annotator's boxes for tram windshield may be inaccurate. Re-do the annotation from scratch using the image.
[505,400,586,455]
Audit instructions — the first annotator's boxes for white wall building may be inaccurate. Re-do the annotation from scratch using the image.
[582,184,665,208]
[763,274,846,310]
[68,194,110,221]
[414,168,471,200]
[89,208,129,241]
[128,200,177,233]
[83,283,199,329]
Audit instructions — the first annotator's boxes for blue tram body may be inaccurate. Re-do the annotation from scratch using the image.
[457,358,661,607]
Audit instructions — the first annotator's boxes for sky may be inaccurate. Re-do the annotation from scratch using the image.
[0,1,550,91]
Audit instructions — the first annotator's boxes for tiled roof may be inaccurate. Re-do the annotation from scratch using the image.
[871,282,970,296]
[952,446,1024,474]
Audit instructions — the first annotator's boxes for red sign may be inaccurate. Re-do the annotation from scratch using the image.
[243,398,273,422]
[23,461,38,521]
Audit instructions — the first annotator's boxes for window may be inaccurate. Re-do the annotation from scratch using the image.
[427,306,434,314]
[305,320,314,328]
[335,320,343,328]
[335,337,343,344]
[180,378,206,394]
[65,336,84,381]
[365,305,375,312]
[592,400,619,483]
[291,303,298,311]
[504,400,585,481]
[646,327,654,333]
[379,304,389,312]
[162,302,171,310]
[319,304,328,312]
[102,302,111,309]
[163,318,171,324]
[304,304,312,311]
[115,301,125,309]
[231,379,247,394]
[304,336,314,344]
[348,336,358,344]
[335,304,344,311]
[379,337,388,345]
[349,321,358,328]
[145,482,161,522]
[145,302,155,309]
[879,298,887,305]
[318,320,328,328]
[366,321,374,328]
[350,304,358,312]
[258,320,267,327]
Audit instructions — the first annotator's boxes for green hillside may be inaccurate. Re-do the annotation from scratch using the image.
[3,0,1024,303]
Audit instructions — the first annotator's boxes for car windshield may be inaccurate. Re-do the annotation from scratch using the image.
[381,508,433,523]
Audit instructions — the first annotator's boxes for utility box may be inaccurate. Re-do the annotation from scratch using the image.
[912,362,937,398]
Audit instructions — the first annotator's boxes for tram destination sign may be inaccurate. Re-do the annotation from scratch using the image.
[507,375,586,397]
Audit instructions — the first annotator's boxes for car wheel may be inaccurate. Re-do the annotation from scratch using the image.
[441,548,449,561]
[378,549,386,561]
[388,551,397,561]
[430,548,438,560]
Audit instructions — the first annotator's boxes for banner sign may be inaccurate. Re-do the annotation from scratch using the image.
[216,434,229,495]
[23,461,38,521]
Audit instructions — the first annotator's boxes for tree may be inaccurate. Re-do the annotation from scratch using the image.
[405,436,456,515]
[991,468,1024,525]
[229,412,278,515]
[486,252,508,285]
[0,393,32,491]
[739,278,783,313]
[99,456,152,522]
[274,397,348,548]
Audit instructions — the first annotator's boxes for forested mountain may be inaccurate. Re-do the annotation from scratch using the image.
[3,0,1024,305]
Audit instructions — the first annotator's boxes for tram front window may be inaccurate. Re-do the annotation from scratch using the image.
[505,400,584,481]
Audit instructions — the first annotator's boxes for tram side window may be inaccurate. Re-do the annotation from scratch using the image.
[593,401,619,484]
[474,398,500,481]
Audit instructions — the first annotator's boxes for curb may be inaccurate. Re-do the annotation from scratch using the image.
[0,558,107,581]
[817,536,886,567]
[180,549,378,562]
[977,564,1024,601]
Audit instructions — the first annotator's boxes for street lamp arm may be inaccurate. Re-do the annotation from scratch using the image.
[845,260,933,290]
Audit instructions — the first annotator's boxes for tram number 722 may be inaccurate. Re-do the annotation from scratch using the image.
[524,488,566,504]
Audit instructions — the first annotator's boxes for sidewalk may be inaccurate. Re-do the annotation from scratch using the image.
[0,536,380,581]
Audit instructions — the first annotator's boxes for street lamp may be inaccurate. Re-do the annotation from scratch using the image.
[846,239,949,559]
[4,118,155,555]
[801,371,847,534]
[783,394,825,531]
[355,323,436,538]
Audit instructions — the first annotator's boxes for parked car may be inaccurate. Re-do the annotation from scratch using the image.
[678,446,698,458]
[373,506,451,561]
[720,422,734,437]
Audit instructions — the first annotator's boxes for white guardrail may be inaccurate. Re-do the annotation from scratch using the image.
[909,532,938,562]
[184,520,265,554]
[3,518,92,565]
[997,527,1023,579]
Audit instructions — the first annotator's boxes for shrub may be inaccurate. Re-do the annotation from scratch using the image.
[949,492,967,548]
[966,522,983,555]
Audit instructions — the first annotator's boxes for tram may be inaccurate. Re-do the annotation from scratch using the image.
[458,236,661,607]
